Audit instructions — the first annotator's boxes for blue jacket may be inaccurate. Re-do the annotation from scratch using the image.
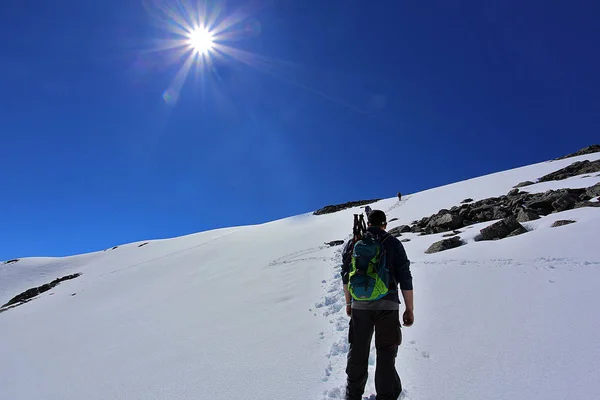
[341,226,413,302]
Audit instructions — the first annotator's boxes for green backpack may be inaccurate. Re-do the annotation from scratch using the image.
[348,231,391,301]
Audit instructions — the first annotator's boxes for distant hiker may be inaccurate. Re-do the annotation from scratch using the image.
[341,210,414,400]
[397,192,402,201]
[364,205,372,215]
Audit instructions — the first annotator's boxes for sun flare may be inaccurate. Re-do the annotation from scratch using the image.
[187,27,214,55]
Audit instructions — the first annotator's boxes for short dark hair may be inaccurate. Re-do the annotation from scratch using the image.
[367,210,387,226]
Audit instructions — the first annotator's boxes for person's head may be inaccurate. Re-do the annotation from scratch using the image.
[367,210,387,230]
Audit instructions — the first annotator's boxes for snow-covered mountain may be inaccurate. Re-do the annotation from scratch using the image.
[1,150,600,400]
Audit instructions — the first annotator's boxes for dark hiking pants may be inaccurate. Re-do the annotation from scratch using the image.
[345,309,402,400]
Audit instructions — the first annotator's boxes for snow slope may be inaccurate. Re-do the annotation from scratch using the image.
[1,152,600,400]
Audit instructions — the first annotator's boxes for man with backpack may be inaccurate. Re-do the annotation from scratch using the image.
[341,210,414,400]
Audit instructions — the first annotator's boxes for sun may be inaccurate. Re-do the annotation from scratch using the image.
[187,27,214,55]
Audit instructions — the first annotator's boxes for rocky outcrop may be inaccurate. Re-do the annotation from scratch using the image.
[551,220,576,227]
[2,273,81,308]
[516,208,540,222]
[325,240,345,247]
[425,237,464,254]
[3,259,19,265]
[314,199,381,215]
[426,213,464,233]
[461,198,474,204]
[514,181,535,188]
[408,184,598,236]
[538,160,600,182]
[478,217,527,241]
[387,227,403,237]
[586,183,600,198]
[556,145,600,160]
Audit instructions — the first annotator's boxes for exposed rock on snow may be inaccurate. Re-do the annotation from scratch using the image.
[387,227,403,237]
[551,220,576,228]
[538,160,600,182]
[586,183,600,198]
[408,182,600,237]
[314,199,381,215]
[325,240,345,247]
[478,217,527,241]
[426,213,464,233]
[514,180,535,188]
[3,259,19,265]
[516,208,541,222]
[461,198,474,203]
[2,273,81,309]
[556,144,600,160]
[425,236,464,253]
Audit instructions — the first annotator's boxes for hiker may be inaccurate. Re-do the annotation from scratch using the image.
[397,192,402,201]
[341,210,414,400]
[364,205,372,215]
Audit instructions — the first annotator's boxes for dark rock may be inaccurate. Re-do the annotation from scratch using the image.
[586,183,600,198]
[493,206,511,220]
[538,160,600,182]
[516,208,540,222]
[551,194,578,212]
[507,226,528,237]
[471,205,495,222]
[556,145,600,160]
[387,227,403,237]
[507,189,520,196]
[425,237,465,254]
[411,226,424,233]
[461,198,474,204]
[325,240,345,247]
[314,199,381,215]
[399,225,412,233]
[479,217,525,241]
[426,213,464,233]
[4,259,19,265]
[514,181,535,188]
[138,242,149,248]
[525,189,583,215]
[462,219,474,226]
[574,201,600,209]
[389,218,399,223]
[112,246,119,250]
[551,220,576,227]
[401,239,411,243]
[2,273,82,308]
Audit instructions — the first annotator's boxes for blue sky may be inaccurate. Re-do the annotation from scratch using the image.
[1,0,599,259]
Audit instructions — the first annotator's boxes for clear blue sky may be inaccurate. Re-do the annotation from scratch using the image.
[1,0,599,260]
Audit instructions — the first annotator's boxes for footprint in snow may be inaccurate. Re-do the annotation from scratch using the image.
[421,351,430,359]
[322,385,344,399]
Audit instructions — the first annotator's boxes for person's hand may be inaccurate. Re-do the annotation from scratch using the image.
[403,309,414,327]
[346,304,352,317]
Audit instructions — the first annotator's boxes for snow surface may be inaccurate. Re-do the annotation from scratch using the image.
[1,153,600,400]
